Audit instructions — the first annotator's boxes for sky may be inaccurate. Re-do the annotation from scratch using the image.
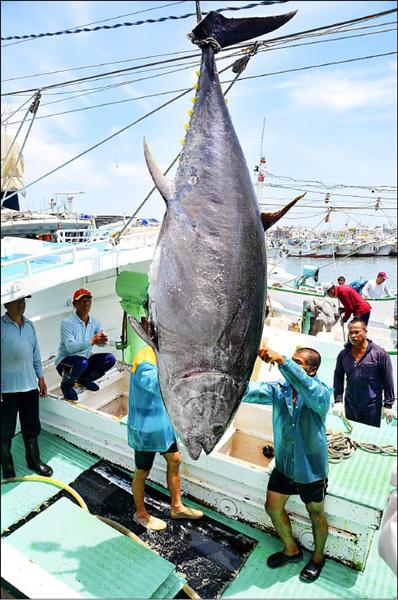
[1,0,397,232]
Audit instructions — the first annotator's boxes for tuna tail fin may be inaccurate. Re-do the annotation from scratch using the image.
[190,10,296,49]
[143,138,174,205]
[261,193,306,231]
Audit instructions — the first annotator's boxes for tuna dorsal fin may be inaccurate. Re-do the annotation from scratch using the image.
[128,315,158,352]
[261,193,306,231]
[143,138,174,205]
[190,10,297,49]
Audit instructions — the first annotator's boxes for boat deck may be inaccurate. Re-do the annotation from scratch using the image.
[1,430,396,599]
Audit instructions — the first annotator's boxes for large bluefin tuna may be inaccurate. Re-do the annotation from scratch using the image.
[130,9,297,459]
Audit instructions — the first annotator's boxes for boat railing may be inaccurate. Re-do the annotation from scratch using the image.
[1,228,159,277]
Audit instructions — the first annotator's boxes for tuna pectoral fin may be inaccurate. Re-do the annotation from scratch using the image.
[143,138,174,205]
[127,315,158,351]
[190,10,297,49]
[261,193,306,231]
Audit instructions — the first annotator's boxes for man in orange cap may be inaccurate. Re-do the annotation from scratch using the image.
[55,288,116,401]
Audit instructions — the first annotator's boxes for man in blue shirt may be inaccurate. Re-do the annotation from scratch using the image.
[1,296,53,479]
[127,346,203,531]
[243,345,332,582]
[55,288,116,401]
[333,319,395,427]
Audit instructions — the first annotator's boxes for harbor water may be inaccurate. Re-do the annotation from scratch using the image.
[278,255,397,290]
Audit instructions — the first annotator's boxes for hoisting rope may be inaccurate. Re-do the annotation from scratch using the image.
[1,90,41,206]
[327,431,397,463]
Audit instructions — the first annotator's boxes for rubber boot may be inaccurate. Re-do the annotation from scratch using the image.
[24,437,53,477]
[1,440,16,479]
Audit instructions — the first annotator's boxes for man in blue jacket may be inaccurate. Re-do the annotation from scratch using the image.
[55,288,116,401]
[127,346,203,531]
[243,345,332,582]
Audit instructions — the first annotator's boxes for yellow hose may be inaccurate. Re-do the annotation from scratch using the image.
[0,475,89,511]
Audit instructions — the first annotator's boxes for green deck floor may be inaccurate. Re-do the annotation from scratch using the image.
[1,430,98,533]
[5,497,184,599]
[1,429,397,599]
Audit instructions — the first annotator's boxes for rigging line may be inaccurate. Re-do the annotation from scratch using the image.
[1,44,241,97]
[53,1,187,31]
[1,58,244,203]
[252,8,398,48]
[257,25,397,54]
[259,204,397,210]
[4,19,395,83]
[1,85,195,204]
[1,1,187,47]
[5,49,396,123]
[266,182,396,200]
[265,170,397,191]
[1,0,290,41]
[234,50,397,83]
[3,20,394,95]
[1,94,35,124]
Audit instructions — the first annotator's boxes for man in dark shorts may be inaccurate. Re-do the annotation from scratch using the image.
[127,346,203,531]
[243,345,332,582]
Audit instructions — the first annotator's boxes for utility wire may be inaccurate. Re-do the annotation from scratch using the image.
[3,18,395,83]
[2,7,396,95]
[5,49,396,126]
[1,0,289,41]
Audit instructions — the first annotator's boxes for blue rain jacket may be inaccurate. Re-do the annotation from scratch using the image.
[127,346,176,452]
[243,357,332,483]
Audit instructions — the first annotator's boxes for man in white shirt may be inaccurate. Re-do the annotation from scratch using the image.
[362,272,392,299]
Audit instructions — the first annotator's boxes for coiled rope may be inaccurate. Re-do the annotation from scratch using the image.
[327,431,397,463]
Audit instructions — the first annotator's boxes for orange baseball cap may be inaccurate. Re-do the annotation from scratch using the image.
[73,288,93,302]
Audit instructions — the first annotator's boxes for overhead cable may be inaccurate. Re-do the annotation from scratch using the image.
[3,18,395,83]
[1,0,289,41]
[5,49,396,125]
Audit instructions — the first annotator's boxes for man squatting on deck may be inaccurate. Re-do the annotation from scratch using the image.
[1,296,53,479]
[127,345,203,531]
[332,319,395,428]
[55,288,116,402]
[243,345,332,583]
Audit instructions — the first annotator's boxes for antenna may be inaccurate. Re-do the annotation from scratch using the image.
[53,191,84,212]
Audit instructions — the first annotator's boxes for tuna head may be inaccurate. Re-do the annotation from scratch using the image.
[167,372,240,460]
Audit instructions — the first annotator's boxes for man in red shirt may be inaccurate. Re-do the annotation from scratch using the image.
[323,282,371,325]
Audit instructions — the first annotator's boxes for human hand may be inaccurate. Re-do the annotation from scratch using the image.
[38,377,47,397]
[383,407,395,424]
[258,346,285,366]
[91,331,108,346]
[332,402,344,417]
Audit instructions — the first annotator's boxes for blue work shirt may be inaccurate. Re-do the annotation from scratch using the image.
[334,340,395,409]
[243,357,332,483]
[127,346,176,452]
[55,313,101,366]
[1,313,43,393]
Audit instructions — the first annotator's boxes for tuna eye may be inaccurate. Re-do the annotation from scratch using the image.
[188,176,197,185]
[213,425,224,436]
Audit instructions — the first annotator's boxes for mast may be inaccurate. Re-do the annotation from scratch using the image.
[254,117,266,205]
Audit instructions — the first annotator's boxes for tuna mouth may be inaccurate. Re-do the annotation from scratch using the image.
[169,372,239,460]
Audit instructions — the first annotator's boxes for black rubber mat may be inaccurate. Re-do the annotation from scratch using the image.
[68,461,256,599]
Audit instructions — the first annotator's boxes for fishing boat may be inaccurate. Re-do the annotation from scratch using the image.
[1,235,397,599]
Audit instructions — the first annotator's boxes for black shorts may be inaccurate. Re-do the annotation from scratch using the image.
[268,468,328,504]
[134,442,179,471]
